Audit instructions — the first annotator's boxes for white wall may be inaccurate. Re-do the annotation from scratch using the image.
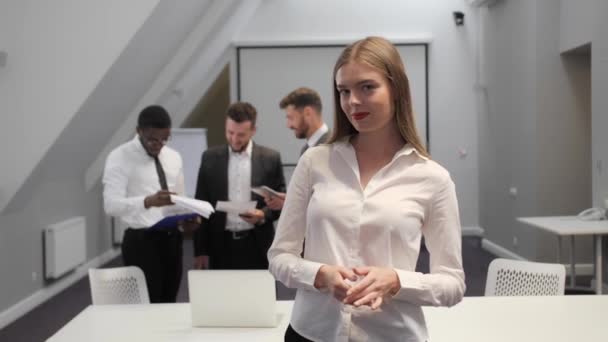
[0,0,223,328]
[0,0,160,326]
[479,0,595,264]
[559,0,594,52]
[534,0,592,259]
[235,0,480,228]
[85,0,261,191]
[591,0,608,209]
[0,0,159,213]
[479,0,540,257]
[593,0,608,281]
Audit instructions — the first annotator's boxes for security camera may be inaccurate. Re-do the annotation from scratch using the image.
[453,11,465,26]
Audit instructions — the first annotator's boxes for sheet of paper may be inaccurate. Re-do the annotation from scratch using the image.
[251,185,281,198]
[215,200,257,214]
[169,195,215,218]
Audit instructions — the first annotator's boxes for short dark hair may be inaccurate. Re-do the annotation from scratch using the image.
[226,102,257,126]
[279,87,322,113]
[137,105,171,129]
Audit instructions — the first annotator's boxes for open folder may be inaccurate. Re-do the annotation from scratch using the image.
[150,213,199,229]
[150,196,214,230]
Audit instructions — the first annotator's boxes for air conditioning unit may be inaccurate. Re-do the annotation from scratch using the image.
[466,0,499,7]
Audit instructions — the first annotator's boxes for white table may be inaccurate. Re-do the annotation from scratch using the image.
[47,296,608,342]
[424,295,608,342]
[518,216,608,294]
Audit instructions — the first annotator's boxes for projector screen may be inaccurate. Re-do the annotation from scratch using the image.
[237,44,428,166]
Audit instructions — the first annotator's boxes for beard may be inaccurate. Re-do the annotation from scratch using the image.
[294,122,309,139]
[229,141,248,153]
[295,130,307,139]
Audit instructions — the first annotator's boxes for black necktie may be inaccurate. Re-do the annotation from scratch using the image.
[154,156,168,190]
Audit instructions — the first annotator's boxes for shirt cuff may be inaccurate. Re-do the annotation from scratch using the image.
[295,260,324,292]
[134,196,147,211]
[392,269,426,301]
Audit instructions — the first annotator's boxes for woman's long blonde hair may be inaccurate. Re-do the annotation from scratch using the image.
[327,36,429,158]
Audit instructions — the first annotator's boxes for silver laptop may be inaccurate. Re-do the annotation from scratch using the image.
[188,270,278,327]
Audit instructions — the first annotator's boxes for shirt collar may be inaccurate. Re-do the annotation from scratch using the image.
[228,139,253,157]
[131,134,162,159]
[397,143,428,160]
[307,123,329,147]
[334,135,428,161]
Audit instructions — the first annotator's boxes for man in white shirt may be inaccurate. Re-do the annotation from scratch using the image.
[103,105,190,303]
[193,102,285,270]
[265,87,329,210]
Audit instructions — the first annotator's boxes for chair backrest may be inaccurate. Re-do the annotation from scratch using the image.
[88,266,150,305]
[485,258,566,296]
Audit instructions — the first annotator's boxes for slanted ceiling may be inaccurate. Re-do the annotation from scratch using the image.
[3,1,214,212]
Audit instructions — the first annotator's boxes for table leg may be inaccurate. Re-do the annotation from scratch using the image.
[595,235,603,295]
[570,236,576,288]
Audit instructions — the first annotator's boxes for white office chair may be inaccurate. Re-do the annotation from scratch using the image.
[485,258,566,296]
[88,266,150,305]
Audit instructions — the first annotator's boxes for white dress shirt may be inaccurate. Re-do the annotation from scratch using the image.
[306,123,329,148]
[268,138,465,342]
[102,136,184,229]
[225,140,253,231]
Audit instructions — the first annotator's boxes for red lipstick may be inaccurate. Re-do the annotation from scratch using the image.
[351,112,369,121]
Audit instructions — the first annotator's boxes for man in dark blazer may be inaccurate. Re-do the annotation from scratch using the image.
[193,102,286,270]
[265,87,329,210]
[280,87,329,155]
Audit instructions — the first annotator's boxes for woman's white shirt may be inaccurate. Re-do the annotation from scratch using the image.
[268,139,465,342]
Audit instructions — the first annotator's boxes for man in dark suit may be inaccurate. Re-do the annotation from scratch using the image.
[265,87,329,210]
[281,87,329,155]
[193,102,285,270]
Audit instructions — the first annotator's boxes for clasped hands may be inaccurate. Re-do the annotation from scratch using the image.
[313,265,400,310]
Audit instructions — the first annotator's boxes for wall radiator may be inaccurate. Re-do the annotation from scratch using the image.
[44,216,87,279]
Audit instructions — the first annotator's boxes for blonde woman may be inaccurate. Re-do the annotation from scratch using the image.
[268,37,465,342]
